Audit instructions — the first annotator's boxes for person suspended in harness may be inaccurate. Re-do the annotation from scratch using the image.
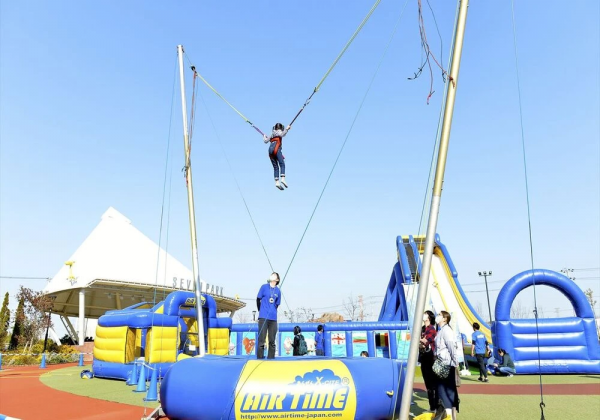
[263,123,291,190]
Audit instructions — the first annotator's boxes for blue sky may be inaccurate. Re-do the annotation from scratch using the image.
[1,1,599,327]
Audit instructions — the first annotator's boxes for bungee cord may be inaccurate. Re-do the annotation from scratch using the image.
[510,1,546,418]
[144,54,179,416]
[187,0,383,138]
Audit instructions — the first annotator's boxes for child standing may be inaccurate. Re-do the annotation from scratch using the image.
[264,123,291,190]
[315,325,325,356]
[292,325,307,356]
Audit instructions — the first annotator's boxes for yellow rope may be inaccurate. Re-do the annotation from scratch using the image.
[194,71,251,123]
[315,0,382,91]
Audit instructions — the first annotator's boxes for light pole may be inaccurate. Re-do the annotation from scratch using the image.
[43,309,52,353]
[478,271,493,324]
[560,268,575,281]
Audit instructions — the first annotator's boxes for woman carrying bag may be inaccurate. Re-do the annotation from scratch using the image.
[432,310,460,420]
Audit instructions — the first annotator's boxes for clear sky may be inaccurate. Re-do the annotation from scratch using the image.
[1,1,599,330]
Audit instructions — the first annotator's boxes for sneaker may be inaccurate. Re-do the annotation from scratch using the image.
[483,378,489,382]
[508,374,514,377]
[432,407,447,420]
[275,180,284,190]
[478,377,483,382]
[280,177,288,188]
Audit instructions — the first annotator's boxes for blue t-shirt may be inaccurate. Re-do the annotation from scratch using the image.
[472,330,488,355]
[315,331,324,351]
[257,283,281,321]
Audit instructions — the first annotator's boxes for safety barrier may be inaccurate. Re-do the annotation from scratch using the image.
[125,360,160,402]
[230,321,411,358]
[0,352,93,368]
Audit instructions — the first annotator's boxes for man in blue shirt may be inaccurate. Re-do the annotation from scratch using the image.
[471,322,490,382]
[256,272,281,359]
[315,324,325,356]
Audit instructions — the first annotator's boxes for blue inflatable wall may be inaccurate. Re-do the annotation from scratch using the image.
[378,261,409,322]
[493,269,600,374]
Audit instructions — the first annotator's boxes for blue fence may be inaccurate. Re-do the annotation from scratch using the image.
[229,321,411,358]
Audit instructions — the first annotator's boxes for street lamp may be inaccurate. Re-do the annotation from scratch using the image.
[560,268,575,281]
[43,309,53,353]
[478,271,493,324]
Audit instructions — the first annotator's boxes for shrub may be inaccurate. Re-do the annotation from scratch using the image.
[3,354,38,366]
[46,352,78,364]
[58,345,79,355]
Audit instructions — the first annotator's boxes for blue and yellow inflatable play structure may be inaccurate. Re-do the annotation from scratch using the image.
[493,269,600,374]
[92,236,600,419]
[93,291,231,380]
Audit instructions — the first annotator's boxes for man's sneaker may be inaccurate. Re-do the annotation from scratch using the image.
[280,177,288,188]
[508,374,514,377]
[478,377,483,382]
[483,378,489,382]
[275,180,284,190]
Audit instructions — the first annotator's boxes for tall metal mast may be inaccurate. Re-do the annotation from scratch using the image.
[177,44,206,357]
[397,0,470,418]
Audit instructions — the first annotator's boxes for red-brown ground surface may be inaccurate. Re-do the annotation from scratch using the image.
[0,363,154,420]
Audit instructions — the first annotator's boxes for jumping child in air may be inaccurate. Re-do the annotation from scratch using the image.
[264,123,291,190]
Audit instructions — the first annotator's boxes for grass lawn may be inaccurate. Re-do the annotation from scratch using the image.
[460,365,600,385]
[415,366,600,385]
[40,366,160,408]
[411,392,600,419]
[40,365,600,419]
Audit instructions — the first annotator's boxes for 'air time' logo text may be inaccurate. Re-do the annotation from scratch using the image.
[240,369,350,413]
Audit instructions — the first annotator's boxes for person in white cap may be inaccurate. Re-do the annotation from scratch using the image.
[256,272,281,359]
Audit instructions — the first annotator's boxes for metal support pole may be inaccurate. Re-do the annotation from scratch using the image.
[397,1,470,418]
[78,290,85,346]
[43,309,52,352]
[177,45,206,356]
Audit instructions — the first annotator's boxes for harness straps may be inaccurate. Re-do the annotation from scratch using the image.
[269,136,282,157]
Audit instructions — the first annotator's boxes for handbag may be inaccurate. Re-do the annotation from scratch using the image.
[432,357,450,379]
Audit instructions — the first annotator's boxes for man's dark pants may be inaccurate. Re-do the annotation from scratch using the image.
[257,318,278,359]
[476,353,488,379]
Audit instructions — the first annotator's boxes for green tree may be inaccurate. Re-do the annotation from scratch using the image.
[13,287,53,350]
[0,292,10,345]
[9,296,25,350]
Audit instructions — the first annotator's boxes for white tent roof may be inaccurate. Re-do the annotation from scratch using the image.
[44,207,193,293]
[44,207,244,319]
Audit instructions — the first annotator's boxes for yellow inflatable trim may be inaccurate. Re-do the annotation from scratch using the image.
[208,328,230,355]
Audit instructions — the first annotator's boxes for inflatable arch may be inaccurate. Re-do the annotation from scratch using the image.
[493,269,600,374]
[93,291,231,380]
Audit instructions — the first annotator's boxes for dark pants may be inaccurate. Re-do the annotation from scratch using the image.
[476,353,487,378]
[420,356,438,411]
[316,349,324,356]
[437,366,459,412]
[257,318,278,359]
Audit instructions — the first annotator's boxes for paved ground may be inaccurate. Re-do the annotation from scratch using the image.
[0,363,156,420]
